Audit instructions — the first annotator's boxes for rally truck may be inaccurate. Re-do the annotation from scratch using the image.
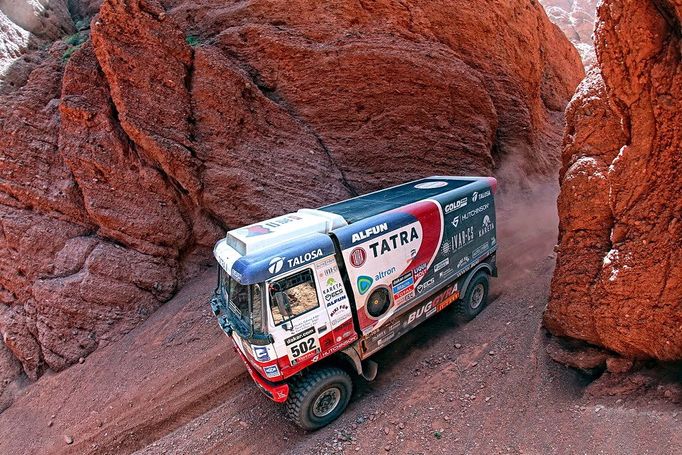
[210,176,497,430]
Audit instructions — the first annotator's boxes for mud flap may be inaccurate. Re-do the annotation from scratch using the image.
[361,359,378,381]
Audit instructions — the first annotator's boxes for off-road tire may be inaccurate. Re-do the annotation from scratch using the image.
[285,366,352,430]
[457,272,489,321]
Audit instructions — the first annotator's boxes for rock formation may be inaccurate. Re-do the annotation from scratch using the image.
[540,0,598,66]
[0,0,583,380]
[545,0,681,361]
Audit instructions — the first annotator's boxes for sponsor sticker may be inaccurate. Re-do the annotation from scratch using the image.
[264,364,280,378]
[434,258,450,272]
[457,256,470,269]
[444,198,468,214]
[461,203,490,221]
[268,257,284,274]
[322,278,345,306]
[287,249,323,268]
[284,327,320,364]
[479,215,495,236]
[368,227,419,258]
[350,247,367,267]
[357,276,374,295]
[472,190,491,202]
[472,242,490,259]
[392,272,414,293]
[412,262,429,281]
[375,267,397,281]
[254,346,270,362]
[416,277,435,294]
[352,223,389,243]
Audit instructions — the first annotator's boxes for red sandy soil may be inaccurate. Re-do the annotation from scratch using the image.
[0,184,678,455]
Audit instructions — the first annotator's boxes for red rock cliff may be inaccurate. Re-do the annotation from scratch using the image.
[0,0,583,379]
[545,0,681,360]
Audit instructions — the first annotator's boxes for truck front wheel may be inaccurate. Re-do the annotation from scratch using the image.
[285,366,352,430]
[458,273,489,321]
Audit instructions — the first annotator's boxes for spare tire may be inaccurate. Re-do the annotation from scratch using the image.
[366,287,391,318]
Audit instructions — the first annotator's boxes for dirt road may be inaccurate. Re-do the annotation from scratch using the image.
[0,184,679,455]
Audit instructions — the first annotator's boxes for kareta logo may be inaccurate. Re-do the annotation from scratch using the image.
[479,215,494,236]
[326,277,336,286]
[352,223,389,243]
[357,276,374,295]
[268,257,284,274]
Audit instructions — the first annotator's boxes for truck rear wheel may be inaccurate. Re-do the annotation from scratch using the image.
[458,273,489,321]
[285,366,352,430]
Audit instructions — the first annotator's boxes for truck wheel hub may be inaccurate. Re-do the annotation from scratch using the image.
[313,387,342,417]
[471,283,484,309]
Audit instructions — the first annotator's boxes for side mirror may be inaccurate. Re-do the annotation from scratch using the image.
[274,291,293,318]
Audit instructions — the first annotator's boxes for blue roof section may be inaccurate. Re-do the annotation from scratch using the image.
[320,176,484,224]
[231,233,336,284]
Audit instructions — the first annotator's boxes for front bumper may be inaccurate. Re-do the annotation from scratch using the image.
[232,340,289,403]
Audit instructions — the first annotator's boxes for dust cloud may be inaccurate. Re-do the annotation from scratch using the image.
[493,179,560,296]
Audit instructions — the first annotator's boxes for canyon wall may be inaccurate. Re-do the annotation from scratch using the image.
[540,0,598,66]
[545,0,681,361]
[0,0,583,380]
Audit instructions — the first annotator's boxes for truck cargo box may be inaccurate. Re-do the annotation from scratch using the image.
[325,176,497,337]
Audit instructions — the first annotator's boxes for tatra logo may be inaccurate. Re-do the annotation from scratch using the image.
[287,249,323,268]
[352,223,389,243]
[268,257,284,274]
[349,247,367,268]
[369,227,420,257]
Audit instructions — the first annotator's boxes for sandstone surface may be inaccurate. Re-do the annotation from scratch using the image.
[545,0,682,361]
[540,0,598,66]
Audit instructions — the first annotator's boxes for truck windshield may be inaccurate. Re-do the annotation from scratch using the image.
[220,269,263,338]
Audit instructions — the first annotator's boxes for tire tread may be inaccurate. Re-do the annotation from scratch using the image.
[285,366,351,429]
